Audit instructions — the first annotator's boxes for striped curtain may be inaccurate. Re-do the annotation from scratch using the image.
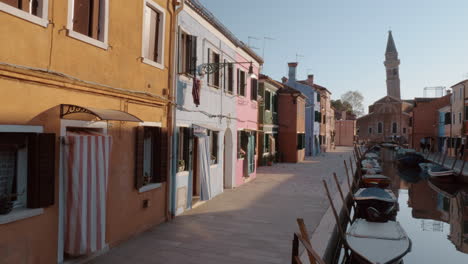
[63,133,112,256]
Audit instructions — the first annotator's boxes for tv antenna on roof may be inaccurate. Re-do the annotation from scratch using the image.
[296,53,304,62]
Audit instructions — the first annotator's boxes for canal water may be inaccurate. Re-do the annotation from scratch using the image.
[335,148,468,264]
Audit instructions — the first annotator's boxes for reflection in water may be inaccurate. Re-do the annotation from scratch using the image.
[337,148,468,264]
[383,148,468,263]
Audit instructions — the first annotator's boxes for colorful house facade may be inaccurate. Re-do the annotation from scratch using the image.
[171,0,262,216]
[0,0,177,263]
[277,86,306,163]
[284,63,320,156]
[257,74,280,166]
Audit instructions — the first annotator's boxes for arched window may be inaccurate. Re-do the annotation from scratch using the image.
[368,127,373,135]
[392,122,397,133]
[378,122,383,134]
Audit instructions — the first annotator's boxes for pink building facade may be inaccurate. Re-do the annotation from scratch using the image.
[235,52,261,186]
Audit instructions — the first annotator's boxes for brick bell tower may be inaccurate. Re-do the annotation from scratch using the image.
[384,30,401,99]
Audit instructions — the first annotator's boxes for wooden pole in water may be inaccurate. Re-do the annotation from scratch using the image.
[323,180,346,241]
[333,172,353,222]
[344,160,352,191]
[296,218,318,264]
[349,157,358,186]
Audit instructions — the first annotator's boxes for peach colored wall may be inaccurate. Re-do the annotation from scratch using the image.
[278,94,305,163]
[235,53,260,186]
[0,75,168,263]
[0,0,174,262]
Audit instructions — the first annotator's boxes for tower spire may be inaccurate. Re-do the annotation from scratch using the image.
[385,30,397,54]
[384,30,401,99]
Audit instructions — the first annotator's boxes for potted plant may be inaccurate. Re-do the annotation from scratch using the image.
[0,193,16,215]
[178,160,186,172]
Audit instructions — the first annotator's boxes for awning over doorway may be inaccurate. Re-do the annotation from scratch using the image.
[60,104,143,122]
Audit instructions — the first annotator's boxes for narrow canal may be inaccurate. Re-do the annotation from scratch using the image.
[335,148,468,264]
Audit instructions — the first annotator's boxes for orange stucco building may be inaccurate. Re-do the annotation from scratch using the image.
[0,0,178,263]
[277,86,306,163]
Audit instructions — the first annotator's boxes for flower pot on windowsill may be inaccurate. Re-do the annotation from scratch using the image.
[178,160,186,172]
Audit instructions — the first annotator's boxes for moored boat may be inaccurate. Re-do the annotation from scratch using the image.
[361,174,391,188]
[354,187,398,221]
[346,219,411,264]
[397,152,425,168]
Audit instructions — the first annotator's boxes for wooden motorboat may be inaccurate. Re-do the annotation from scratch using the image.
[361,174,391,188]
[427,178,461,199]
[346,219,411,264]
[354,188,398,222]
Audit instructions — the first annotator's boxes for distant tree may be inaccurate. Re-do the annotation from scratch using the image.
[332,99,355,120]
[341,91,364,117]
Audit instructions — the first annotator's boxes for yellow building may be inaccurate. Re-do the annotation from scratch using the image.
[0,0,178,263]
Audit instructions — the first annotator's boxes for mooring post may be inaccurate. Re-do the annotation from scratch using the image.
[344,160,352,191]
[323,180,346,241]
[291,233,300,264]
[333,173,353,222]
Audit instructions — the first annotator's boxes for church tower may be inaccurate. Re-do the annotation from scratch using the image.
[384,30,401,99]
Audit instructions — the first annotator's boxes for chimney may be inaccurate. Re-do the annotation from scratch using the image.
[307,74,314,86]
[288,62,298,82]
[281,76,288,83]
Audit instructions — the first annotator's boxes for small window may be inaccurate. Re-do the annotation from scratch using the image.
[265,90,271,111]
[368,127,373,134]
[225,63,234,94]
[209,130,218,164]
[0,132,55,214]
[67,0,109,48]
[459,112,462,124]
[0,0,48,26]
[207,49,220,88]
[297,133,305,149]
[272,94,277,113]
[135,126,167,189]
[250,78,258,101]
[178,33,197,76]
[141,0,165,66]
[453,113,456,125]
[264,134,270,153]
[237,69,246,96]
[378,122,383,134]
[392,122,397,133]
[403,127,406,134]
[317,93,320,102]
[445,112,451,125]
[177,127,191,172]
[322,115,326,124]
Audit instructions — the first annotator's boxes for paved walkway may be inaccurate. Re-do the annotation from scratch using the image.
[89,147,354,264]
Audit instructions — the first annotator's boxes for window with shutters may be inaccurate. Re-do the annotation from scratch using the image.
[141,0,165,68]
[67,0,109,49]
[135,126,167,190]
[250,78,258,101]
[392,122,397,134]
[0,130,55,218]
[207,49,220,88]
[265,90,271,111]
[368,127,372,134]
[178,32,197,76]
[237,69,246,96]
[297,133,305,150]
[177,127,191,172]
[224,62,234,94]
[0,0,48,27]
[378,122,383,134]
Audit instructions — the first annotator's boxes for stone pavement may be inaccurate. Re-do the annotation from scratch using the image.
[89,147,354,264]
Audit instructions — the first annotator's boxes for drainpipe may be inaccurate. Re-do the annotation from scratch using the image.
[166,0,185,221]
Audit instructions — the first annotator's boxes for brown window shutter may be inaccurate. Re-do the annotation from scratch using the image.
[236,68,240,94]
[158,127,168,182]
[74,0,91,36]
[184,35,191,74]
[135,126,145,189]
[207,48,211,85]
[27,133,56,209]
[19,0,29,12]
[90,0,101,39]
[190,36,197,75]
[228,64,233,93]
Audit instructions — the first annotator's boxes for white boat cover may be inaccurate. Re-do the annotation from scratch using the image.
[365,153,379,159]
[346,219,411,264]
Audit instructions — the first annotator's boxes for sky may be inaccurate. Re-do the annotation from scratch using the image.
[198,0,468,113]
